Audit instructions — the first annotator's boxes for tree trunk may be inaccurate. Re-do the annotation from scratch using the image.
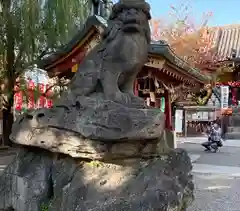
[2,106,13,146]
[1,0,15,147]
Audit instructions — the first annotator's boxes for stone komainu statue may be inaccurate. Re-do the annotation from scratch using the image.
[65,0,151,107]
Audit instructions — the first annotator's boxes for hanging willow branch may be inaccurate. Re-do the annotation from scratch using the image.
[0,0,91,109]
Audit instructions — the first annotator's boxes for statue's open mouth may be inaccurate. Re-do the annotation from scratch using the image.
[123,23,141,32]
[123,18,141,32]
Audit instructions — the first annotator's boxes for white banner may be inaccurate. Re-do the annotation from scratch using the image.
[220,86,229,109]
[175,109,183,133]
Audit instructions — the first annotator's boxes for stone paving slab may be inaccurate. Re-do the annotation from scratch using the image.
[179,142,240,167]
[189,154,201,163]
[0,152,16,175]
[192,163,240,177]
[178,136,240,147]
[181,139,240,211]
[188,174,240,211]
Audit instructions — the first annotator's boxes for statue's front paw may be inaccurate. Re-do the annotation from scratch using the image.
[128,93,144,103]
[114,91,132,104]
[112,92,145,108]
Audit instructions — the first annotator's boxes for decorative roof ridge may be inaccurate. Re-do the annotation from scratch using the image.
[149,41,211,82]
[207,24,240,31]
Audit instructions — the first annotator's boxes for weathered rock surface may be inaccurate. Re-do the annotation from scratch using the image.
[0,148,194,211]
[10,97,165,159]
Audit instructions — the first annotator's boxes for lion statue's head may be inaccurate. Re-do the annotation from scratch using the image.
[101,0,151,67]
[103,0,151,41]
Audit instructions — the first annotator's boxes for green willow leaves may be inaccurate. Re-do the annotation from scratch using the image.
[0,0,91,73]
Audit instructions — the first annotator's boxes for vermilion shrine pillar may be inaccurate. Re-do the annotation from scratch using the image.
[164,90,172,130]
[134,79,139,96]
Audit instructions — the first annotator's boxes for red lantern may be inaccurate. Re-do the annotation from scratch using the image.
[28,80,35,90]
[38,83,46,108]
[14,91,23,111]
[27,80,35,109]
[45,84,53,108]
[47,99,53,108]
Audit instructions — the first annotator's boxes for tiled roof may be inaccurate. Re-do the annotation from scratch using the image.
[208,24,240,60]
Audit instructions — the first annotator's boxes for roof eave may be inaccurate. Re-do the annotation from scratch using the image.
[149,43,210,83]
[38,15,105,69]
[39,16,209,83]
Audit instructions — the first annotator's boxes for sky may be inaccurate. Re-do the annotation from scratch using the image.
[146,0,240,26]
[112,0,240,26]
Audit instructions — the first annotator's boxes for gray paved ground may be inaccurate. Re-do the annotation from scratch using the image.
[178,140,240,211]
[189,174,240,211]
[0,148,16,174]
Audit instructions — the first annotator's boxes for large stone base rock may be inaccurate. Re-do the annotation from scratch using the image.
[10,97,165,159]
[0,147,193,211]
[10,132,168,160]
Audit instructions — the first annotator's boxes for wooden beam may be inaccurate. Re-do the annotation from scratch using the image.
[145,57,165,69]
